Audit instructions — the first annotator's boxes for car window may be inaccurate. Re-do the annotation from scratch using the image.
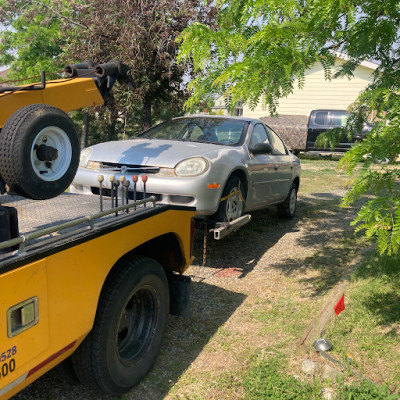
[189,126,204,140]
[250,124,270,146]
[135,118,248,145]
[314,111,330,126]
[214,122,244,144]
[266,127,287,155]
[331,111,348,127]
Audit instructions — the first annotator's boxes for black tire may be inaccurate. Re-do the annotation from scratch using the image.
[71,255,169,395]
[0,104,79,200]
[277,183,298,219]
[216,175,246,222]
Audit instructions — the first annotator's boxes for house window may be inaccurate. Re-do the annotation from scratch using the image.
[234,108,243,116]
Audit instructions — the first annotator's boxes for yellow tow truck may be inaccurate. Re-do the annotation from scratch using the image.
[0,63,196,398]
[0,189,195,399]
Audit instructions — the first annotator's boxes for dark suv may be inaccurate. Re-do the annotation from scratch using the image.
[306,109,371,152]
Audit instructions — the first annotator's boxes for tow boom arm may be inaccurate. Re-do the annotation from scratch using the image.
[0,61,135,200]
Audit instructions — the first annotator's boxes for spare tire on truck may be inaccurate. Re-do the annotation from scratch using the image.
[0,104,79,200]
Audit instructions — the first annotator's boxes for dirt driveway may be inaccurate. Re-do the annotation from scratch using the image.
[15,182,363,400]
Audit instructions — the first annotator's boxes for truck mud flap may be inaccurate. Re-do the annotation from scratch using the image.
[168,274,191,318]
[0,206,19,253]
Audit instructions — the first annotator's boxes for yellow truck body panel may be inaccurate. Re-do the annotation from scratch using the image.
[0,78,104,129]
[0,200,195,399]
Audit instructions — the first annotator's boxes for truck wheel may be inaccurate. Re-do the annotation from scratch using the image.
[216,176,245,222]
[72,255,169,395]
[0,104,79,200]
[277,183,298,219]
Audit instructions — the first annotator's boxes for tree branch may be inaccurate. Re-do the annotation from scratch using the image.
[29,0,88,29]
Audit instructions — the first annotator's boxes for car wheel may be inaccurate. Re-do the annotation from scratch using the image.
[0,104,79,200]
[277,183,297,219]
[216,176,245,222]
[71,255,169,395]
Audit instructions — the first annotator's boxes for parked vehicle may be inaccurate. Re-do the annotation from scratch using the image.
[261,110,372,153]
[71,116,301,222]
[0,189,195,399]
[306,109,372,151]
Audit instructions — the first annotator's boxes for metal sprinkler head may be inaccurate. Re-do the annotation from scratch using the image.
[313,338,332,352]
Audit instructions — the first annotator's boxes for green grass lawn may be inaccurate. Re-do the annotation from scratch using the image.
[243,158,400,399]
[298,158,359,194]
[242,254,400,399]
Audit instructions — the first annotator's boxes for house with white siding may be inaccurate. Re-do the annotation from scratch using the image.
[211,53,378,118]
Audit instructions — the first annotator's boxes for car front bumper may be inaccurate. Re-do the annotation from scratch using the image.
[70,166,227,216]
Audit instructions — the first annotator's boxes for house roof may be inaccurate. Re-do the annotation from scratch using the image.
[333,51,379,70]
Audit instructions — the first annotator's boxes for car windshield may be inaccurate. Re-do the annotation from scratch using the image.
[133,118,249,145]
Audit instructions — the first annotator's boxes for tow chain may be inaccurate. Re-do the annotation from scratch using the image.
[202,223,207,266]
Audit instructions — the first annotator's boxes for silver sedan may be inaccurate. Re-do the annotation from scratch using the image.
[70,116,301,221]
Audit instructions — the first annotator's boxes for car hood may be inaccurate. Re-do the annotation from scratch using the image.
[88,138,229,168]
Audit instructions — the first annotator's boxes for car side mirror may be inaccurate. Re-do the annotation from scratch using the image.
[250,142,273,155]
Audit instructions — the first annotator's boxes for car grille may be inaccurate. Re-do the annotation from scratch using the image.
[91,186,162,201]
[100,161,160,174]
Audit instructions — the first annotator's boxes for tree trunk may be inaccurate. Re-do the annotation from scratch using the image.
[142,94,152,131]
[81,111,89,149]
[109,120,116,141]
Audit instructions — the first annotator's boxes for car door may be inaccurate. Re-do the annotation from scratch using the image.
[265,126,293,201]
[246,123,278,207]
[307,110,330,149]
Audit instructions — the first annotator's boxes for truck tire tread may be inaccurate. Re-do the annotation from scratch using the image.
[72,255,169,395]
[0,104,79,199]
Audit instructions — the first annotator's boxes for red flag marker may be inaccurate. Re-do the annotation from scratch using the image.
[334,293,345,315]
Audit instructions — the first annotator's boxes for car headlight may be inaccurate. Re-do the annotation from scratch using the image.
[79,148,93,168]
[175,157,209,177]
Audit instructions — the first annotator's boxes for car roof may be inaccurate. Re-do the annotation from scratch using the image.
[311,109,347,112]
[172,115,261,123]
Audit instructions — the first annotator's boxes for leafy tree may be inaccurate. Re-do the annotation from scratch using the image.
[0,0,217,141]
[0,0,65,78]
[177,0,400,255]
[60,0,217,131]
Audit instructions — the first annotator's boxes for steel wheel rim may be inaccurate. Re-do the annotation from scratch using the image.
[226,187,243,221]
[116,286,157,365]
[30,126,72,181]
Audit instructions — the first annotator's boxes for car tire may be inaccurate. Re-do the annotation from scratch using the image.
[216,176,245,222]
[71,255,169,395]
[0,104,79,200]
[277,183,297,219]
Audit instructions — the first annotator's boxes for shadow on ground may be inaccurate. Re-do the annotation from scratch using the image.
[192,192,361,294]
[13,281,246,400]
[353,253,400,328]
